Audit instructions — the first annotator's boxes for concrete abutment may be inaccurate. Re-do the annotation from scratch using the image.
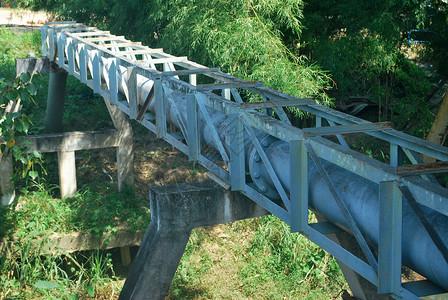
[119,180,268,299]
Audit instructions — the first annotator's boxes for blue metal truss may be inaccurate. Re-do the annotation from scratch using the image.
[41,21,448,299]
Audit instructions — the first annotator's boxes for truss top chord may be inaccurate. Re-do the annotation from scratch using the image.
[240,98,316,110]
[83,36,127,42]
[196,81,263,91]
[71,31,111,36]
[396,161,448,176]
[96,42,143,49]
[303,122,392,137]
[162,68,221,76]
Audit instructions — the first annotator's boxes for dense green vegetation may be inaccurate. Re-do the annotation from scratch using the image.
[0,185,128,299]
[0,29,42,178]
[301,0,447,136]
[12,0,446,137]
[25,0,335,111]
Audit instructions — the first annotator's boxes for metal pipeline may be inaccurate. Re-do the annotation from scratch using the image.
[87,49,448,290]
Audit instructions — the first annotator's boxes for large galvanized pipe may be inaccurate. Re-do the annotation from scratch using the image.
[86,48,448,290]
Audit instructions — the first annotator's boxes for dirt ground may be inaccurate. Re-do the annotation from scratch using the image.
[0,7,49,26]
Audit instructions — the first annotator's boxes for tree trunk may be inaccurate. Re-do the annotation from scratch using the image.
[424,89,448,163]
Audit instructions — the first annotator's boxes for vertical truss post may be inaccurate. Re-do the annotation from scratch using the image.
[262,96,273,116]
[79,44,87,83]
[189,74,197,86]
[316,116,322,127]
[290,139,308,233]
[48,27,56,60]
[187,95,200,161]
[378,180,402,297]
[109,58,119,105]
[155,79,167,138]
[41,25,48,57]
[230,114,245,191]
[67,38,75,74]
[390,144,404,167]
[57,33,65,66]
[127,66,138,120]
[222,89,231,100]
[93,50,102,94]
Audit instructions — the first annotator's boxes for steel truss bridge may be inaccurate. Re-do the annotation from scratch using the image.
[41,21,448,299]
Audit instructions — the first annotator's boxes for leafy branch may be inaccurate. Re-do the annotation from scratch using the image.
[0,73,42,180]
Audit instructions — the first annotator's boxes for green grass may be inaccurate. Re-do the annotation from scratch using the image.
[0,181,146,299]
[169,215,348,299]
[1,182,150,238]
[0,26,42,78]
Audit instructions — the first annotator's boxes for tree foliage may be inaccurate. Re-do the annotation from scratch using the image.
[28,0,333,110]
[0,29,43,179]
[14,0,448,133]
[299,0,447,135]
[0,74,43,180]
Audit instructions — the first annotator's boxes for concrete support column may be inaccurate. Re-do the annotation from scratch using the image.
[119,180,267,300]
[45,64,73,197]
[120,246,132,267]
[0,155,15,206]
[45,64,68,133]
[104,100,134,191]
[58,151,77,198]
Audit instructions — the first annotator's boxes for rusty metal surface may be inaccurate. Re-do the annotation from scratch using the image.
[397,161,448,176]
[303,122,392,137]
[240,98,316,110]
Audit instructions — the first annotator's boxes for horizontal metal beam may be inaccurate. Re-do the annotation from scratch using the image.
[396,161,448,176]
[98,42,142,48]
[304,122,392,137]
[84,36,126,42]
[240,98,315,110]
[162,67,221,76]
[118,49,164,56]
[196,81,262,90]
[302,104,448,161]
[149,57,188,64]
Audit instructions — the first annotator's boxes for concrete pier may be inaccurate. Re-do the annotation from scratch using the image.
[0,155,15,206]
[119,180,267,299]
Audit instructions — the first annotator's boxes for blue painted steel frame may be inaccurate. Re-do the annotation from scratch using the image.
[40,22,448,299]
[379,181,402,297]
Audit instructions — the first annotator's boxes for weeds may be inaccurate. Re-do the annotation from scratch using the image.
[0,182,133,299]
[169,216,347,299]
[1,182,150,238]
[240,215,345,298]
[0,27,41,78]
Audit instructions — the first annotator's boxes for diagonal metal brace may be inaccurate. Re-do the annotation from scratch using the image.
[241,115,290,211]
[399,185,448,265]
[161,86,188,140]
[305,143,379,274]
[195,93,230,166]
